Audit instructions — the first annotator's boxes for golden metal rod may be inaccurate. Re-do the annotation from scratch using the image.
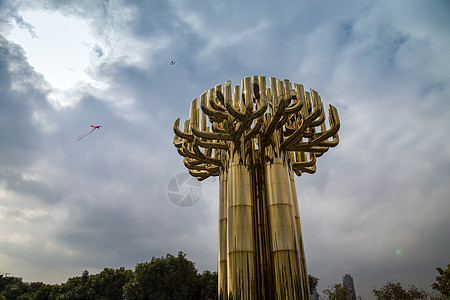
[265,157,303,299]
[227,156,256,299]
[219,169,228,300]
[290,166,310,299]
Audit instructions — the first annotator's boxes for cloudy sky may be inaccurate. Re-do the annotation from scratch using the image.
[1,0,449,298]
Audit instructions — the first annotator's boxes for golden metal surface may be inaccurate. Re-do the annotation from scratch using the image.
[173,76,340,299]
[227,157,256,299]
[290,167,310,299]
[265,159,303,299]
[219,169,228,300]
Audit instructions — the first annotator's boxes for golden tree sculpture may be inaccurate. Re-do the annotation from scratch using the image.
[173,76,340,300]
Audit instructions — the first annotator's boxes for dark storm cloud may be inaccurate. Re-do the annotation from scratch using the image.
[0,35,50,167]
[0,169,61,204]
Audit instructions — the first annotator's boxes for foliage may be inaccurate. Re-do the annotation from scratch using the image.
[322,283,353,300]
[0,279,53,300]
[0,275,21,293]
[50,267,134,300]
[432,263,450,298]
[372,280,427,300]
[91,267,134,299]
[429,291,447,300]
[1,252,218,300]
[309,275,319,294]
[123,251,203,300]
[0,279,27,300]
[50,272,91,300]
[6,257,444,300]
[198,270,218,300]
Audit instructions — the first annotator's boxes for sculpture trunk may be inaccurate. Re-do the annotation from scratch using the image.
[219,153,308,299]
[226,155,256,299]
[265,157,304,299]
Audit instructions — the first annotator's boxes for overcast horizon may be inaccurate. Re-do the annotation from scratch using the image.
[1,0,449,299]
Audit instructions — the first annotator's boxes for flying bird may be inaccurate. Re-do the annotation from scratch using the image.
[170,61,176,66]
[77,125,102,141]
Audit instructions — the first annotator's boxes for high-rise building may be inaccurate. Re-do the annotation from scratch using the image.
[311,291,320,300]
[343,274,357,300]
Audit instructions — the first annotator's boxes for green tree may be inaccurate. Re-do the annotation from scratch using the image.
[0,275,21,293]
[19,282,54,300]
[88,267,133,300]
[0,275,55,300]
[322,283,352,300]
[124,251,201,300]
[372,281,427,300]
[432,263,450,298]
[198,270,218,300]
[429,291,447,300]
[308,275,319,294]
[1,253,219,300]
[1,279,28,300]
[49,267,133,300]
[49,273,90,300]
[31,282,54,300]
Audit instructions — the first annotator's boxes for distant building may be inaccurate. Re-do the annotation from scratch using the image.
[343,274,357,300]
[311,291,320,300]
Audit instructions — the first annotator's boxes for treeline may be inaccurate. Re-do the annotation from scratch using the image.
[0,251,217,300]
[317,262,450,300]
[2,253,448,300]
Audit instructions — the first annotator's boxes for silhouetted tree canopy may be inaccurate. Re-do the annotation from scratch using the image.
[3,255,442,300]
[123,251,204,300]
[308,274,319,294]
[322,283,353,300]
[432,263,450,298]
[372,280,427,300]
[1,251,217,300]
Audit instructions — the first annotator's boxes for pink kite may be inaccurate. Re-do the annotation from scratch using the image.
[77,125,102,141]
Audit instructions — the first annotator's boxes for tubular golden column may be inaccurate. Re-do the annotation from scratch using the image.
[289,167,310,299]
[227,155,256,299]
[172,76,340,300]
[265,156,303,299]
[218,168,228,300]
[251,151,274,299]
